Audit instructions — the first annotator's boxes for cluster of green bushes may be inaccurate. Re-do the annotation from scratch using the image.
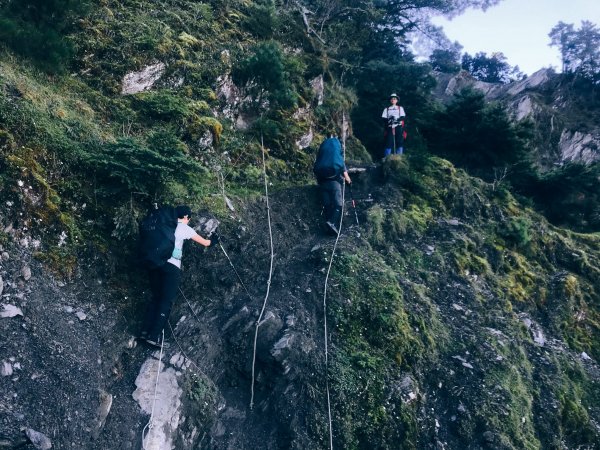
[0,0,92,72]
[421,87,600,232]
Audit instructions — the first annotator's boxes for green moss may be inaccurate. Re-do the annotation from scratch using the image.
[325,249,449,449]
[450,337,541,450]
[366,205,386,245]
[403,204,434,235]
[496,252,540,303]
[34,248,78,281]
[555,361,600,447]
[184,372,219,432]
[186,116,223,143]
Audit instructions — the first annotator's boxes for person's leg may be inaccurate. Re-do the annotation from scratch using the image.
[384,128,394,158]
[320,182,333,224]
[395,131,404,154]
[140,268,162,338]
[147,263,181,342]
[321,181,340,235]
[331,180,343,226]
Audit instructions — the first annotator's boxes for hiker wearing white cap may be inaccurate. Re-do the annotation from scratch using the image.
[381,93,406,157]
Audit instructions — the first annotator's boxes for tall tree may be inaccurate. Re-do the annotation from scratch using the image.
[549,20,600,80]
[430,46,462,73]
[461,51,523,83]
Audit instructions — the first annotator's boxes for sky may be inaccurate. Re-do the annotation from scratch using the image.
[431,0,600,75]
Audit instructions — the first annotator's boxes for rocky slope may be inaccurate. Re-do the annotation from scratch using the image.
[1,0,600,448]
[2,155,600,449]
[434,69,600,168]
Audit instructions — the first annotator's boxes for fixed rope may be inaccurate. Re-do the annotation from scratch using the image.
[322,113,349,450]
[179,286,204,324]
[250,134,275,410]
[218,241,254,303]
[141,329,165,450]
[167,320,219,387]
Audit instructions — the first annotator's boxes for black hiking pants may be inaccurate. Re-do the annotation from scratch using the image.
[384,126,404,155]
[319,179,343,226]
[142,262,181,342]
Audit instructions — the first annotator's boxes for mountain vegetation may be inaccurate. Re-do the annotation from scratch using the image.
[0,1,599,449]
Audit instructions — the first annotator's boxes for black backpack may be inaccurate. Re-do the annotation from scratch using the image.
[139,206,178,270]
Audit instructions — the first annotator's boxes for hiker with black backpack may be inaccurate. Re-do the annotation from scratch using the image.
[382,93,406,157]
[314,132,352,236]
[139,205,218,347]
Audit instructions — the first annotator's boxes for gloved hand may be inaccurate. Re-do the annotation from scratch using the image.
[209,231,220,247]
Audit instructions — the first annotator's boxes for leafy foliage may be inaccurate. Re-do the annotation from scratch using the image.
[529,162,600,231]
[429,48,462,73]
[461,51,524,83]
[232,41,300,110]
[549,20,600,82]
[85,133,204,198]
[424,88,533,181]
[242,0,278,39]
[0,0,92,71]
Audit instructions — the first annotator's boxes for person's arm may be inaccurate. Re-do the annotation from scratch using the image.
[191,233,211,247]
[343,170,351,184]
[382,108,390,127]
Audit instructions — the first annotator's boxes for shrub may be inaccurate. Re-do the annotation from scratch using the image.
[0,0,92,72]
[232,41,298,109]
[133,91,190,122]
[85,135,204,198]
[243,0,278,39]
[499,216,533,250]
[424,88,533,182]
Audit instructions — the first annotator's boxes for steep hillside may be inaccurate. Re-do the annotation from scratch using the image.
[1,1,600,449]
[1,155,600,449]
[434,69,600,169]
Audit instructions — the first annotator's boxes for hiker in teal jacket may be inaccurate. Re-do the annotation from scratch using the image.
[313,134,351,236]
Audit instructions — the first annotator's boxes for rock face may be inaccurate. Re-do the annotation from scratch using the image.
[433,68,600,168]
[505,68,553,96]
[133,356,183,450]
[559,130,600,164]
[2,164,600,450]
[310,75,324,106]
[121,63,166,95]
[296,127,313,149]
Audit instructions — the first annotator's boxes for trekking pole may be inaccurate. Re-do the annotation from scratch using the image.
[218,241,254,302]
[348,183,359,226]
[392,121,396,155]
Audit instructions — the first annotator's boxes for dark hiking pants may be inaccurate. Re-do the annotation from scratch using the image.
[319,179,343,226]
[384,126,404,156]
[142,262,181,342]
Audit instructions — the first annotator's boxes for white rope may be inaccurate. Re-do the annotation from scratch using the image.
[250,134,275,410]
[179,287,203,324]
[141,329,165,450]
[167,320,217,387]
[322,113,348,450]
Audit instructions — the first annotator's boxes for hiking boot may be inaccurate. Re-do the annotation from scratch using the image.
[326,221,339,236]
[141,337,170,349]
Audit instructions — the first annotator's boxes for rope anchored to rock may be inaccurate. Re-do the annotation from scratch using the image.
[141,329,166,450]
[250,134,275,410]
[322,112,349,450]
